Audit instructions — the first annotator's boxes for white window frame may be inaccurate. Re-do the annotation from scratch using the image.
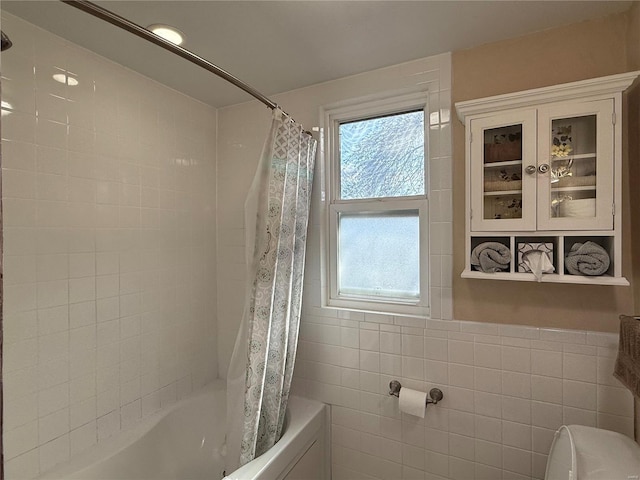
[321,91,430,317]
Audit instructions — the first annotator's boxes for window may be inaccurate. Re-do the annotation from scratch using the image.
[322,92,429,317]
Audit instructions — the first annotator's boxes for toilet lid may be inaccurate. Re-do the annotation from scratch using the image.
[550,425,640,480]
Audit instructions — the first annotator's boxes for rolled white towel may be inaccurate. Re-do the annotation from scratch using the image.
[565,241,610,276]
[471,242,511,273]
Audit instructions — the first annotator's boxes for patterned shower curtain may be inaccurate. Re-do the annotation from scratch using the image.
[226,109,317,472]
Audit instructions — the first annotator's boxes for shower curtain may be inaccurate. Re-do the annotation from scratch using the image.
[226,109,317,472]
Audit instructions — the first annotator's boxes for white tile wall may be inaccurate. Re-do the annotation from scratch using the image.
[215,50,634,480]
[2,13,218,479]
[295,319,633,480]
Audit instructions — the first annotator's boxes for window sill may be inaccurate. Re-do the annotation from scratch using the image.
[325,297,430,320]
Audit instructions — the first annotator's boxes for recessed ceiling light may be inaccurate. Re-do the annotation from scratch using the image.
[52,73,79,86]
[148,24,185,46]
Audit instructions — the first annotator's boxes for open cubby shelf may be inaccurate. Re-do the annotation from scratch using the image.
[465,234,628,286]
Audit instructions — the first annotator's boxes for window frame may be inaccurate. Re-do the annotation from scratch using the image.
[321,91,430,317]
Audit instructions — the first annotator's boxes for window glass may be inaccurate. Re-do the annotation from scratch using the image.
[338,210,419,299]
[339,110,425,199]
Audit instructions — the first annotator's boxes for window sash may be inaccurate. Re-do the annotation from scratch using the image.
[328,200,429,317]
[326,93,430,204]
[338,210,420,300]
[338,109,426,201]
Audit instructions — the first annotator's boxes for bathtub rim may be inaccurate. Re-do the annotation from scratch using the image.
[37,380,227,480]
[223,394,328,480]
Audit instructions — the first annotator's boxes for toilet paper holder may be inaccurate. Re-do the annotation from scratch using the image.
[389,380,444,405]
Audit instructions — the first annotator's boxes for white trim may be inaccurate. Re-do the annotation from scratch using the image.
[322,89,433,125]
[455,71,640,122]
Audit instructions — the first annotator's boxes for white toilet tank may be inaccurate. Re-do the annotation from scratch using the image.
[545,425,640,480]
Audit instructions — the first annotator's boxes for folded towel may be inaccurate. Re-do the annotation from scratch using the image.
[470,242,511,273]
[522,249,554,282]
[614,315,640,398]
[564,241,610,276]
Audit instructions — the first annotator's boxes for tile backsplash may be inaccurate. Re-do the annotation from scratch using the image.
[2,13,218,479]
[293,316,633,480]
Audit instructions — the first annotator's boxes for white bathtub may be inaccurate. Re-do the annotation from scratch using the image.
[38,380,329,480]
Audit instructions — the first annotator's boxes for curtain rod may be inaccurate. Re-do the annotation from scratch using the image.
[61,0,279,111]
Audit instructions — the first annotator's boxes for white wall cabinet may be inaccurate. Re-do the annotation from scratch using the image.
[456,72,639,285]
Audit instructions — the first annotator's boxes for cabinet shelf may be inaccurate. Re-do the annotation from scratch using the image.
[461,269,629,286]
[551,153,596,161]
[482,154,596,169]
[484,190,522,196]
[484,160,522,168]
[550,186,596,192]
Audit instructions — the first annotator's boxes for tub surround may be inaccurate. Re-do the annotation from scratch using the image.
[1,13,218,479]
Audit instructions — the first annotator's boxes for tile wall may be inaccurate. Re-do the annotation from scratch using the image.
[293,316,633,480]
[216,51,634,480]
[1,13,218,479]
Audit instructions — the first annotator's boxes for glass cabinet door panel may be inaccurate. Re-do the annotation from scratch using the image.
[537,100,614,231]
[470,110,537,232]
[549,115,597,219]
[484,125,522,165]
[482,125,523,220]
[483,193,522,220]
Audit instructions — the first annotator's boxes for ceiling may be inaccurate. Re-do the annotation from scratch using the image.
[2,1,634,108]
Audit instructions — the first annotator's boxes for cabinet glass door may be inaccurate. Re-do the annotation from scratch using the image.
[537,100,614,230]
[470,110,537,232]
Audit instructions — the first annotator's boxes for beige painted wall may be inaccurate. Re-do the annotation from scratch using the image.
[452,11,636,333]
[629,2,640,71]
[624,1,640,442]
[627,2,640,318]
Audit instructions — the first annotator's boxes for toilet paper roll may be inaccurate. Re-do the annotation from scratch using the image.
[398,387,427,418]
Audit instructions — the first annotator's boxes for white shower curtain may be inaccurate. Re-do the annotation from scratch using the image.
[226,109,317,472]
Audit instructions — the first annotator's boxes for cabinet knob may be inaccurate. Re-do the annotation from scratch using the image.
[538,163,550,174]
[525,165,536,175]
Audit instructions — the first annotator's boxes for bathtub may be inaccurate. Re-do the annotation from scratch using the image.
[38,380,329,480]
